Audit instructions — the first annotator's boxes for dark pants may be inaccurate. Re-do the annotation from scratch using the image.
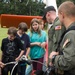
[2,64,17,75]
[64,71,73,75]
[32,57,44,70]
[2,56,17,75]
[18,63,26,75]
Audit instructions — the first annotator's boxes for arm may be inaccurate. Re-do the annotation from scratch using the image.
[25,36,30,57]
[28,32,42,47]
[0,61,5,68]
[30,42,41,46]
[50,32,75,70]
[15,39,25,61]
[25,47,30,57]
[15,50,24,61]
[30,42,46,48]
[41,42,46,48]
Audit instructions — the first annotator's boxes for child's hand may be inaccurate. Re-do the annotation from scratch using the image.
[0,62,5,68]
[41,42,46,48]
[35,42,41,46]
[15,57,20,61]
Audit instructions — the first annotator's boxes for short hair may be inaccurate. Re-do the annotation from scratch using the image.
[18,22,28,32]
[58,1,75,17]
[8,27,17,36]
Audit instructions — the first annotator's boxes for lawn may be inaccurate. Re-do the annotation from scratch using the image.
[0,28,7,46]
[0,27,7,58]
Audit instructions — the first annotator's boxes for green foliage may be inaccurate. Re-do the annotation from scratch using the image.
[0,28,7,46]
[57,0,75,7]
[0,0,75,15]
[0,0,45,16]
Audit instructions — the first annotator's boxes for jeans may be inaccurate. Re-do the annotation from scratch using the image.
[25,65,33,75]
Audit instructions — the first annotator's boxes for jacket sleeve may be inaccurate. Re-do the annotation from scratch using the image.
[52,19,66,51]
[54,31,75,70]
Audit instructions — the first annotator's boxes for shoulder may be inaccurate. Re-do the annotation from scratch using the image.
[65,30,75,37]
[41,30,47,35]
[24,33,29,37]
[54,18,65,31]
[63,30,75,42]
[24,33,30,39]
[27,31,31,35]
[14,37,21,42]
[53,17,60,26]
[16,34,19,36]
[2,38,8,42]
[41,30,46,33]
[61,30,75,49]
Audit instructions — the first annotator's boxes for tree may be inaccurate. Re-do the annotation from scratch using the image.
[57,0,75,7]
[0,0,45,15]
[0,0,75,15]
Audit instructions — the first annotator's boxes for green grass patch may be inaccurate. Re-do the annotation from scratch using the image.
[0,28,7,46]
[0,28,7,58]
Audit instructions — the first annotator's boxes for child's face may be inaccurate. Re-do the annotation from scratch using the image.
[32,22,39,31]
[39,22,44,30]
[18,29,24,35]
[8,34,16,41]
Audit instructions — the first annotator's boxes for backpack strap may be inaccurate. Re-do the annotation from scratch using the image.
[56,25,75,52]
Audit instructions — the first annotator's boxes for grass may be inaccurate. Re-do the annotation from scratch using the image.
[0,28,8,46]
[0,27,7,59]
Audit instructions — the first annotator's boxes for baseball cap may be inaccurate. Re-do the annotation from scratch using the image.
[43,6,56,20]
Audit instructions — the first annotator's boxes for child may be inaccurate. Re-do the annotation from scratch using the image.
[17,22,30,75]
[28,18,47,71]
[1,27,24,75]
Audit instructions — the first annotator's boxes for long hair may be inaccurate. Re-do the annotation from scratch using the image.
[30,18,41,37]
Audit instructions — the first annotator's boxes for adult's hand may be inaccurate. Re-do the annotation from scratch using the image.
[49,51,59,60]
